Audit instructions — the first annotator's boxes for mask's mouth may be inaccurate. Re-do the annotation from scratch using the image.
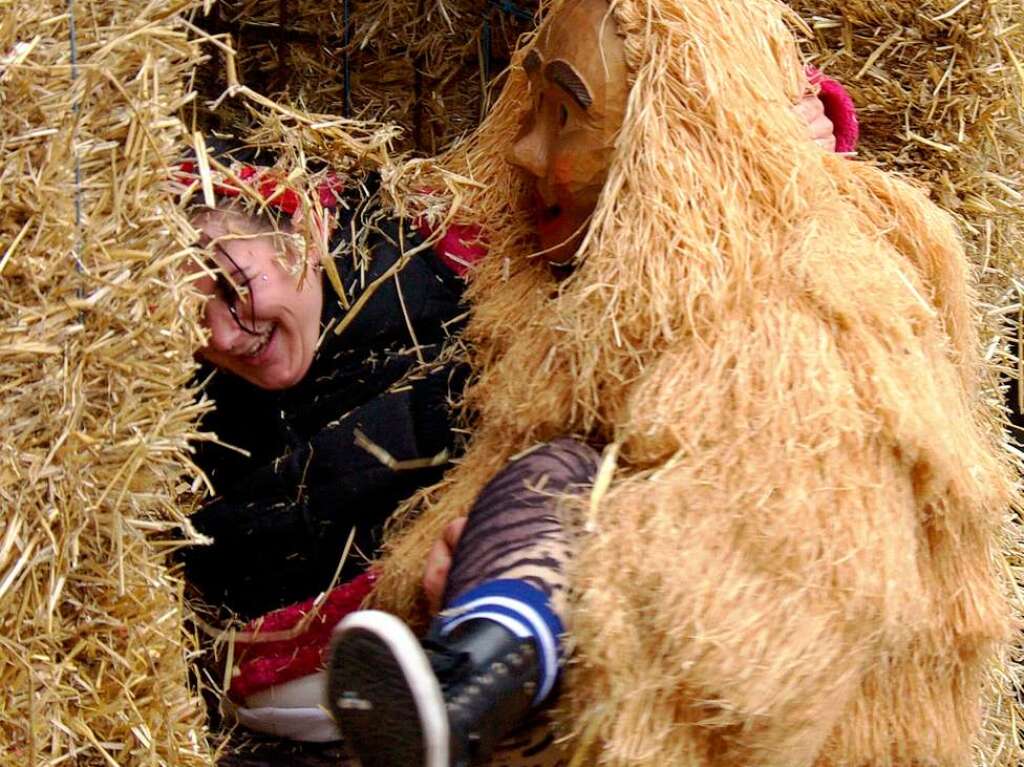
[539,204,563,223]
[531,188,564,224]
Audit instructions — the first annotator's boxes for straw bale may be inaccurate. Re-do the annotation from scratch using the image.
[367,0,1024,764]
[0,0,213,763]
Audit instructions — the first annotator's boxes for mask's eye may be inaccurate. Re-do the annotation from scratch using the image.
[559,104,569,128]
[523,49,542,77]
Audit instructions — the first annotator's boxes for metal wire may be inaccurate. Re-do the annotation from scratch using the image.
[68,0,87,277]
[491,0,534,22]
[343,0,352,117]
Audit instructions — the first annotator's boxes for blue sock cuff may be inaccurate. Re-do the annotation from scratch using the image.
[435,579,564,705]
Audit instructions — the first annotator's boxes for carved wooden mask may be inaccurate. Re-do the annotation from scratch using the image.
[508,0,628,264]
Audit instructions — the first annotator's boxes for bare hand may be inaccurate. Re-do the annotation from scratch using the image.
[423,517,468,614]
[793,92,836,152]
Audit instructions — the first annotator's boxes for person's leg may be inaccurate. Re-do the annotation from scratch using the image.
[327,438,599,767]
[442,436,597,615]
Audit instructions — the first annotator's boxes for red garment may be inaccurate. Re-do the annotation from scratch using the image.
[229,571,377,700]
[416,220,488,276]
[175,162,345,215]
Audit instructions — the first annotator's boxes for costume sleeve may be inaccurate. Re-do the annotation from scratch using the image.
[182,365,460,619]
[229,571,377,700]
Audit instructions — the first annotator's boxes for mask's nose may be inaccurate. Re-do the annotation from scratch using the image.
[508,121,550,180]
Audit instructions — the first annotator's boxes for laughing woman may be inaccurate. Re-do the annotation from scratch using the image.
[173,157,481,752]
[182,169,467,622]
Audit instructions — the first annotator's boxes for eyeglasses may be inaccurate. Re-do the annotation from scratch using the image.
[199,243,261,336]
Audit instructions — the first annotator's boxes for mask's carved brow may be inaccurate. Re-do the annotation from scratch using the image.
[523,49,542,74]
[545,59,593,109]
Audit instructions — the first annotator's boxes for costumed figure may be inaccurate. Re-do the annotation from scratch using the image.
[333,0,1019,764]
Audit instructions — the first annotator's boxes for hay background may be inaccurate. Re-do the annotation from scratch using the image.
[0,0,212,764]
[194,0,534,154]
[788,1,1024,302]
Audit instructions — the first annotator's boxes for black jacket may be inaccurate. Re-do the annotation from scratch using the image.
[183,205,466,619]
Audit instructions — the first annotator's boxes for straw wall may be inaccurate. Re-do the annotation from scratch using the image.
[789,0,1024,296]
[0,0,212,764]
[197,0,532,153]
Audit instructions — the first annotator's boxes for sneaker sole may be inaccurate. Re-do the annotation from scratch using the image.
[327,610,450,767]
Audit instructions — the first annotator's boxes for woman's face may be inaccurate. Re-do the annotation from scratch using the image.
[192,208,323,391]
[507,0,628,264]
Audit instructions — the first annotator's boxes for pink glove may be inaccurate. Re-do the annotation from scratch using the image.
[807,67,859,154]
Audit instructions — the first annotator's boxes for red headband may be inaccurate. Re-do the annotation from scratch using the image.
[175,161,345,216]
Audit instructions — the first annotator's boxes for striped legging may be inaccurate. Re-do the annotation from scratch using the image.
[443,438,600,622]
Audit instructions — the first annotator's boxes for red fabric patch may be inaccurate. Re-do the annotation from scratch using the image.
[415,220,488,276]
[229,571,377,700]
[257,177,301,215]
[174,163,343,216]
[316,173,346,209]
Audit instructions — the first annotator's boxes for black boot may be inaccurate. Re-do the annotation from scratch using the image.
[326,610,542,767]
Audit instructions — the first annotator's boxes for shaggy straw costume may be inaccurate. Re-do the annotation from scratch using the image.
[370,0,1022,764]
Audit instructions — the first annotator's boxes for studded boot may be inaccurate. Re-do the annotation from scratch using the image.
[326,609,543,767]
